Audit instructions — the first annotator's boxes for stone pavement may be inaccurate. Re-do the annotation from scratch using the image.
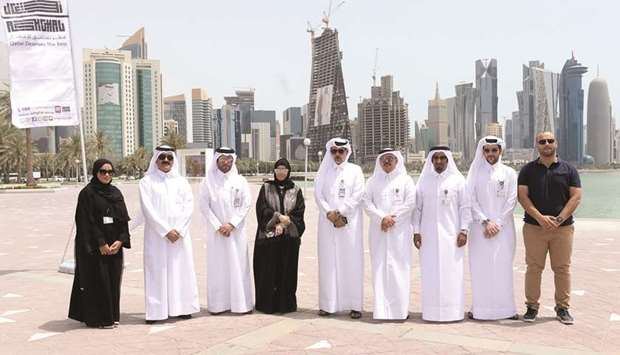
[0,181,619,354]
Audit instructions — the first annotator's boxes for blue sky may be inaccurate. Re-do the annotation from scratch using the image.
[2,0,617,126]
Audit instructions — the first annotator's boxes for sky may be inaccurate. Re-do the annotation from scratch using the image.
[1,0,618,127]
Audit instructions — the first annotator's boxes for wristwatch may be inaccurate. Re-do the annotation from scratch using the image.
[481,219,490,226]
[555,216,564,224]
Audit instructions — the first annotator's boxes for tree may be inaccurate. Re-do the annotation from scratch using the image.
[160,131,186,150]
[36,153,56,179]
[90,130,112,160]
[0,87,36,186]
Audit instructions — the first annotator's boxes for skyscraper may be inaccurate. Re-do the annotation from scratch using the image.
[191,88,213,147]
[164,94,187,141]
[517,61,560,148]
[427,83,449,147]
[446,96,456,149]
[282,107,303,136]
[134,59,163,153]
[505,118,513,149]
[586,76,614,165]
[475,58,498,139]
[357,75,409,162]
[454,82,477,162]
[558,54,588,164]
[306,27,350,160]
[83,48,136,158]
[119,27,147,60]
[251,110,277,161]
[225,89,254,157]
[220,104,237,150]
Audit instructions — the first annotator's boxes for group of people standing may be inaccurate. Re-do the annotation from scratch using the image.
[68,130,581,329]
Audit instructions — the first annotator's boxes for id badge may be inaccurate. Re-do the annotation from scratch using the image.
[496,180,506,197]
[103,216,114,224]
[233,188,242,208]
[393,187,402,202]
[337,180,346,199]
[441,189,450,205]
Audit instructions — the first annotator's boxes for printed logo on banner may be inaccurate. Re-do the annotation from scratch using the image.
[0,0,78,129]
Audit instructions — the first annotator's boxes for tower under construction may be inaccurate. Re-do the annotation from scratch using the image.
[306,25,351,160]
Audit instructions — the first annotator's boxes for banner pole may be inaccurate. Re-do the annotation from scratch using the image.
[66,0,88,183]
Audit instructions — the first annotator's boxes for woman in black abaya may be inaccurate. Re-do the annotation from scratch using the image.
[68,159,131,328]
[254,158,305,314]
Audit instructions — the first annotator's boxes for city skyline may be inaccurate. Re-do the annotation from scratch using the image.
[1,0,616,130]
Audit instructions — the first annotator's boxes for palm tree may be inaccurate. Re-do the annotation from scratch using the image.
[90,130,112,160]
[132,147,150,177]
[160,131,186,150]
[36,153,56,179]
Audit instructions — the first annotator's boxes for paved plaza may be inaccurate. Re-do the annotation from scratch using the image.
[0,181,619,354]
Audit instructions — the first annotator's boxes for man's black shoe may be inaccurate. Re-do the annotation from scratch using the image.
[555,307,574,325]
[178,314,192,320]
[523,307,538,322]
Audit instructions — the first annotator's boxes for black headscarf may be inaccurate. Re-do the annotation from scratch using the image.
[89,159,130,222]
[271,158,294,189]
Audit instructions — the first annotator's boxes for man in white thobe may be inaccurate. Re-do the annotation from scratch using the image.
[466,136,518,320]
[139,145,200,324]
[199,147,253,314]
[364,148,416,320]
[412,146,472,322]
[314,138,365,319]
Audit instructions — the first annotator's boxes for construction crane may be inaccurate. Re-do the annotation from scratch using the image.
[322,0,345,29]
[372,48,379,87]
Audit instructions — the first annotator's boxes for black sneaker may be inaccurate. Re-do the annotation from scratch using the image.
[555,307,574,325]
[523,307,538,322]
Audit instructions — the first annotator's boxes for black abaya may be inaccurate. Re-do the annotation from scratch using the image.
[68,166,130,327]
[253,179,305,314]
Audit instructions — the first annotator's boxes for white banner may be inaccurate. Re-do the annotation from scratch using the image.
[0,0,78,128]
[315,84,333,126]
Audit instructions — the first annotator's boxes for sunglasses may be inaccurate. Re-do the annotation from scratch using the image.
[483,148,500,153]
[158,154,174,161]
[538,139,555,145]
[330,148,347,155]
[98,169,115,176]
[380,156,397,163]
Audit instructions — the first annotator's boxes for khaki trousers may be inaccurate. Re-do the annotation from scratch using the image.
[523,223,574,310]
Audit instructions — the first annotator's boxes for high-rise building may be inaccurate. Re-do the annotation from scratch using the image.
[134,59,163,153]
[475,59,498,140]
[586,77,614,165]
[119,27,147,60]
[251,110,277,161]
[446,96,456,149]
[0,41,8,85]
[83,48,136,158]
[357,75,409,162]
[454,82,477,161]
[250,121,271,161]
[614,129,620,164]
[164,94,187,141]
[505,119,513,149]
[485,122,503,138]
[224,89,255,109]
[224,89,254,157]
[191,88,213,147]
[283,107,303,136]
[427,83,449,147]
[517,61,560,149]
[558,54,588,164]
[217,104,237,150]
[306,27,351,160]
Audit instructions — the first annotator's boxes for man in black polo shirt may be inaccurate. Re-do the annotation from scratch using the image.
[517,131,582,324]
